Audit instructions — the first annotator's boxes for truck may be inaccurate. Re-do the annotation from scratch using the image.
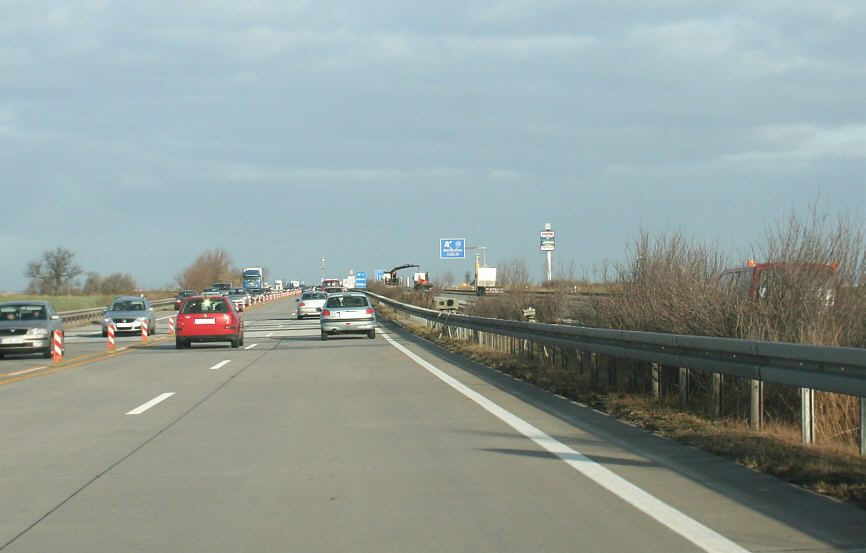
[475,267,500,295]
[413,272,432,290]
[242,267,264,290]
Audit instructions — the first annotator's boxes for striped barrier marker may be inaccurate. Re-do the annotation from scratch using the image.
[108,323,116,350]
[168,316,175,334]
[141,320,148,342]
[52,330,62,363]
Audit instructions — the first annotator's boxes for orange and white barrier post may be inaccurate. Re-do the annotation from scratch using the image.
[168,316,175,334]
[141,321,148,342]
[52,330,62,363]
[108,324,116,350]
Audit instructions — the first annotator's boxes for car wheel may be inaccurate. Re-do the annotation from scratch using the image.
[367,329,376,339]
[297,314,303,320]
[42,348,52,358]
[0,353,4,359]
[321,331,328,341]
[175,338,184,350]
[101,329,107,337]
[239,333,244,346]
[231,336,239,348]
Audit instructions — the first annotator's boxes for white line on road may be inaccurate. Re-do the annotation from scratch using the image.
[244,344,258,350]
[209,360,231,370]
[9,365,50,376]
[381,330,752,553]
[126,393,175,415]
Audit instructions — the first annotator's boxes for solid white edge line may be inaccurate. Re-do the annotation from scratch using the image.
[209,360,231,370]
[380,330,752,553]
[244,344,258,350]
[8,365,51,376]
[126,392,175,415]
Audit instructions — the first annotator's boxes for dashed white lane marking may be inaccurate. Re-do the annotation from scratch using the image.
[380,330,752,553]
[126,393,174,415]
[209,360,231,371]
[244,344,258,350]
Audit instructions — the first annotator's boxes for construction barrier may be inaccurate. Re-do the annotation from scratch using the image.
[52,330,62,363]
[168,316,175,334]
[108,324,115,350]
[141,321,148,342]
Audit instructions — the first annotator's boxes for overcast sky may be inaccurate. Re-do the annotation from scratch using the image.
[2,1,864,292]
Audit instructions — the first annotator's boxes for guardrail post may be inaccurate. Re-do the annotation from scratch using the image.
[608,357,617,387]
[711,373,722,418]
[860,398,866,456]
[679,368,689,408]
[590,353,599,387]
[750,379,763,431]
[801,388,815,445]
[651,363,660,400]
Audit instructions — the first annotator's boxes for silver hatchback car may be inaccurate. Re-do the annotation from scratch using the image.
[320,292,376,340]
[296,291,327,319]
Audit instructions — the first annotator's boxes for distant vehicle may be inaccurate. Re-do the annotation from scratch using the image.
[211,282,232,291]
[102,296,156,336]
[413,271,432,290]
[322,279,344,293]
[227,288,251,311]
[201,288,224,297]
[320,292,376,340]
[174,290,197,311]
[720,261,839,303]
[296,291,328,319]
[175,296,244,349]
[273,279,283,291]
[475,267,500,295]
[242,267,264,290]
[0,301,64,359]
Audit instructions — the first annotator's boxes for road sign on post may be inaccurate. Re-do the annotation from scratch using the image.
[356,271,367,289]
[440,238,466,259]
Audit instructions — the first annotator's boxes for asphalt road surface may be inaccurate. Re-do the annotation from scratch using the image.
[1,297,864,552]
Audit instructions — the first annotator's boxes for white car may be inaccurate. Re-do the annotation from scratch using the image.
[296,291,327,319]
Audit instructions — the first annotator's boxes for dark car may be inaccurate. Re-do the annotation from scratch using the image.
[0,301,65,359]
[174,290,198,310]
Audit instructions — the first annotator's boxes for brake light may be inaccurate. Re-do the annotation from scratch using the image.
[322,309,330,316]
[299,302,305,307]
[366,307,374,315]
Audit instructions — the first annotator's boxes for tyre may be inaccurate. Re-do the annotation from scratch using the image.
[321,331,328,341]
[367,329,376,339]
[42,348,52,358]
[175,338,184,350]
[231,336,239,348]
[101,329,107,338]
[239,333,244,347]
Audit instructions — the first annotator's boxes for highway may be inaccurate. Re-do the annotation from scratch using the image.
[1,297,864,552]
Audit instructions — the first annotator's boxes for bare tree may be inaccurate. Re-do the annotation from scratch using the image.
[101,273,137,295]
[177,248,236,292]
[24,246,83,295]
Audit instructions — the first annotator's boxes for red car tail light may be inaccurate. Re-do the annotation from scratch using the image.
[366,307,374,315]
[322,309,330,316]
[299,302,306,307]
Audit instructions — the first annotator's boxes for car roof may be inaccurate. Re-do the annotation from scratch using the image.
[0,300,53,307]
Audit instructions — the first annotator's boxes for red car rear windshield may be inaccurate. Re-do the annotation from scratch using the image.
[181,298,231,314]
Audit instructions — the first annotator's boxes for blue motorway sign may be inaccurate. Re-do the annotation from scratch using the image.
[440,238,466,259]
[355,271,367,289]
[375,270,385,281]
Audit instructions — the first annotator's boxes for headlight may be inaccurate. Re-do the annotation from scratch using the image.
[28,328,49,337]
[136,317,148,322]
[103,318,112,325]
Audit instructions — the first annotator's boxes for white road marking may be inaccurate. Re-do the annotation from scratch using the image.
[9,365,51,376]
[244,344,258,350]
[209,360,231,371]
[381,330,752,553]
[127,393,175,415]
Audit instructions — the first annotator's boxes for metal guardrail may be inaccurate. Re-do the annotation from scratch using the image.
[59,298,176,324]
[368,291,866,453]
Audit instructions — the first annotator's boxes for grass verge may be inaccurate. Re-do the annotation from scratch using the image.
[380,307,866,510]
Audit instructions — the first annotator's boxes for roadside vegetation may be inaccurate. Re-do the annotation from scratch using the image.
[370,204,866,508]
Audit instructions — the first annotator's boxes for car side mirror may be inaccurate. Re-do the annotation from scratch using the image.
[103,308,108,313]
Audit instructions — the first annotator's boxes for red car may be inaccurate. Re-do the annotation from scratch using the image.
[175,296,244,349]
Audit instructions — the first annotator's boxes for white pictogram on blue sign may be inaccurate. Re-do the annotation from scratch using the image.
[440,238,466,259]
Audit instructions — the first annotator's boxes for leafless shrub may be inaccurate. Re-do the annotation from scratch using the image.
[176,248,237,292]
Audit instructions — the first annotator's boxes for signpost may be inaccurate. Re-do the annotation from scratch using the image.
[440,239,466,259]
[540,224,555,282]
[356,271,367,289]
